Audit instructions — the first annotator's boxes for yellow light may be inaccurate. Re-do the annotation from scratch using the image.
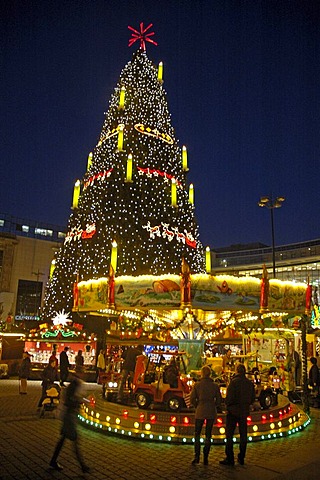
[126,153,133,182]
[270,423,275,430]
[119,86,125,109]
[157,61,163,82]
[219,427,225,434]
[87,152,93,171]
[115,418,121,424]
[182,145,188,171]
[171,178,177,207]
[111,240,118,273]
[205,246,211,274]
[72,180,81,209]
[50,259,56,278]
[134,422,140,429]
[145,423,151,430]
[118,124,124,151]
[253,425,258,432]
[169,426,175,433]
[189,183,194,205]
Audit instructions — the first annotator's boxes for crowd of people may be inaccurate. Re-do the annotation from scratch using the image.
[16,343,320,473]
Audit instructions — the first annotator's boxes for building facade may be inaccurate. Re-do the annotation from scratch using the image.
[0,214,65,328]
[212,239,320,287]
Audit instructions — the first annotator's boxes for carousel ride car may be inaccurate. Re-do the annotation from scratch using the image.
[133,351,193,412]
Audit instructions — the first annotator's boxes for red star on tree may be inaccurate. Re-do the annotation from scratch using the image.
[128,23,158,51]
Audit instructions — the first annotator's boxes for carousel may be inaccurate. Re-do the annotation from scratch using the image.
[75,262,313,444]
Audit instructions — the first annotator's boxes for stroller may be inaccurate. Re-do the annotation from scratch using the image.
[39,383,61,418]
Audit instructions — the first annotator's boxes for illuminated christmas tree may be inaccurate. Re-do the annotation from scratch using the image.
[43,25,205,320]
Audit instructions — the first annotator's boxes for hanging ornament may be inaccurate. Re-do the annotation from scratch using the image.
[134,123,173,144]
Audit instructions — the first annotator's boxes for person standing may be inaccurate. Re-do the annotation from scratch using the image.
[49,348,59,381]
[220,364,255,466]
[75,350,84,375]
[59,347,70,386]
[19,352,31,394]
[222,348,232,372]
[49,373,90,473]
[117,344,144,403]
[190,365,222,465]
[309,357,320,394]
[96,349,106,382]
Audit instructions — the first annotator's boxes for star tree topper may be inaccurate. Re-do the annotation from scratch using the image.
[128,22,158,51]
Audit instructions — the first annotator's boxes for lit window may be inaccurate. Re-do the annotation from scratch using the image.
[35,228,53,237]
[58,231,66,238]
[0,219,4,227]
[22,225,29,233]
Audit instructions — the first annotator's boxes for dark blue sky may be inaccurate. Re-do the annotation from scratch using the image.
[1,0,319,249]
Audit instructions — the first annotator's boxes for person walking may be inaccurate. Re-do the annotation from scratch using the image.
[19,352,32,394]
[190,365,222,466]
[38,359,58,408]
[59,347,70,386]
[220,363,255,466]
[49,373,90,473]
[117,344,144,403]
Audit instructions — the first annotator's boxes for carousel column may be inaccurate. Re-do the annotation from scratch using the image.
[107,265,115,309]
[73,273,79,310]
[301,280,312,413]
[259,264,269,313]
[180,257,191,307]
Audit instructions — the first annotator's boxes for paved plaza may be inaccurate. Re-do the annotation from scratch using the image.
[0,379,320,480]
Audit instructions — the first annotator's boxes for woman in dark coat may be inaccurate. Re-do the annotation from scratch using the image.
[190,365,222,465]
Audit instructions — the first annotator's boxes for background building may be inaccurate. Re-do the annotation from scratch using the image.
[0,213,65,329]
[213,239,320,288]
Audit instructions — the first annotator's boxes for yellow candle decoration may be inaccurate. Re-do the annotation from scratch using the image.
[189,183,194,205]
[157,62,163,83]
[111,240,118,273]
[119,86,126,109]
[171,178,177,207]
[205,246,211,274]
[50,259,56,278]
[87,152,93,171]
[117,124,124,151]
[126,153,133,182]
[72,180,81,209]
[182,145,188,171]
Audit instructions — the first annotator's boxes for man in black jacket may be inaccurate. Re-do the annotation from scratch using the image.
[59,347,70,386]
[220,364,255,466]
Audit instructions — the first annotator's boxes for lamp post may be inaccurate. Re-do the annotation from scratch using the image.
[258,196,285,278]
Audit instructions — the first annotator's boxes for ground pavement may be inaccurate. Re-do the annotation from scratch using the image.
[0,379,320,480]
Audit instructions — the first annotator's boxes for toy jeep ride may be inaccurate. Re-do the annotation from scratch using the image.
[133,351,192,412]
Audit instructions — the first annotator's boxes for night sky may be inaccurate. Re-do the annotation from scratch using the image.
[1,0,319,249]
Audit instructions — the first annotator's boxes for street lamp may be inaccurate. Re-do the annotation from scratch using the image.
[258,196,285,278]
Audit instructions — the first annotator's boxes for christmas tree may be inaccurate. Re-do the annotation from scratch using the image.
[43,25,205,320]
